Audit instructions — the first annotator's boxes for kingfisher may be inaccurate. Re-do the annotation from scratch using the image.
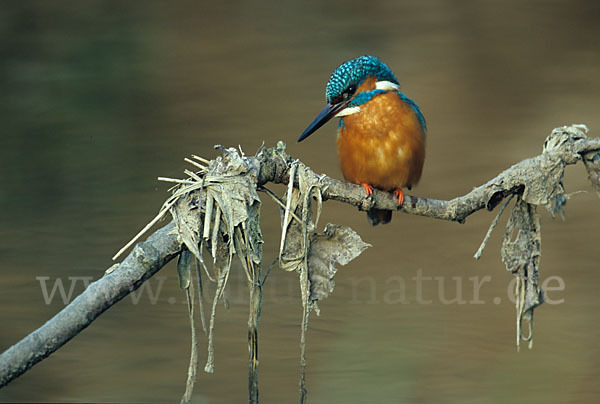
[298,55,426,225]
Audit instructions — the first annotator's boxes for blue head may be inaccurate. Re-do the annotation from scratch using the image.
[298,56,399,142]
[325,56,398,104]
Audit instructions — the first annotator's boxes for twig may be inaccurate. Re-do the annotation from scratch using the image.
[184,169,203,182]
[158,177,196,184]
[184,157,208,171]
[258,186,302,224]
[474,194,515,259]
[261,257,278,286]
[111,198,177,260]
[192,154,211,165]
[181,277,198,404]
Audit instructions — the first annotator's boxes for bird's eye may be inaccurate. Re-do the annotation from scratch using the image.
[341,85,357,101]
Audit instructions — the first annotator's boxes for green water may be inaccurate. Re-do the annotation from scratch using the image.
[1,1,599,403]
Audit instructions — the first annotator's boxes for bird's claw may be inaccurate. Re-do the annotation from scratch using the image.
[393,189,405,207]
[360,183,374,197]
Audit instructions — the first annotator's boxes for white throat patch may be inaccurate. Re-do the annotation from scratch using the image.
[375,80,400,91]
[335,106,361,117]
[335,81,399,118]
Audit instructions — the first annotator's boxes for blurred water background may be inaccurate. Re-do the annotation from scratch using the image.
[1,1,599,403]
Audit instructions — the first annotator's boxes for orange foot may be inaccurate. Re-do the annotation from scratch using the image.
[360,183,373,197]
[393,189,405,207]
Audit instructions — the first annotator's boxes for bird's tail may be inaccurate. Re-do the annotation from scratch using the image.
[367,208,392,226]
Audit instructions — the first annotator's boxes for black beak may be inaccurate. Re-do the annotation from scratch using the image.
[297,100,349,142]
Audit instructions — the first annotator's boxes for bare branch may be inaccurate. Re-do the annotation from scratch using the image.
[1,124,597,390]
[257,126,599,223]
[0,222,181,388]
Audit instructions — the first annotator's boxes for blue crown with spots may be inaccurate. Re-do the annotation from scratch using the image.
[325,56,399,104]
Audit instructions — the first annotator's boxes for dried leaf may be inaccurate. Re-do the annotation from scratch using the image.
[171,195,203,261]
[501,196,544,349]
[161,146,264,385]
[279,161,298,257]
[177,249,192,289]
[536,124,589,216]
[582,151,600,197]
[505,151,566,218]
[272,156,370,401]
[307,224,371,301]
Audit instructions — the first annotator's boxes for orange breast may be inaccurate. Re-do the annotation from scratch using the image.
[336,91,426,191]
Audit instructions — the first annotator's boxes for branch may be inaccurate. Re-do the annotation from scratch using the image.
[0,222,181,388]
[1,124,598,389]
[257,126,600,223]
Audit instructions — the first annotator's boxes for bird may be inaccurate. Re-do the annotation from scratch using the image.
[297,55,426,225]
